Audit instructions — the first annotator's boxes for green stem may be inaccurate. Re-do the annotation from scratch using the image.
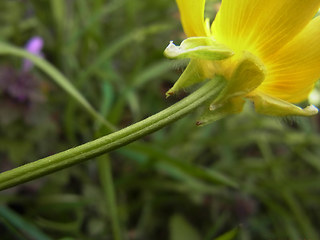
[98,155,122,240]
[0,77,225,190]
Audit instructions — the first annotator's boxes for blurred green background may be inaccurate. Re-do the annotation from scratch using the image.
[1,0,320,239]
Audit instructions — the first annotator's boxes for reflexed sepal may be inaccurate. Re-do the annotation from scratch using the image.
[248,93,319,116]
[164,37,234,60]
[197,97,245,126]
[166,59,207,97]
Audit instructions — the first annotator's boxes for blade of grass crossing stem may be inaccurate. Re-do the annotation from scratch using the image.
[98,155,122,240]
[0,42,115,131]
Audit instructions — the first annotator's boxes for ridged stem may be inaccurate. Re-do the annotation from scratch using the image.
[0,77,225,190]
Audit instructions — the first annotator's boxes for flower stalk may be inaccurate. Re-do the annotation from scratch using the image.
[0,76,226,190]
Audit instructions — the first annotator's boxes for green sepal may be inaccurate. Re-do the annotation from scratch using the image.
[164,37,234,60]
[166,59,207,97]
[197,97,245,126]
[213,52,266,104]
[248,93,319,117]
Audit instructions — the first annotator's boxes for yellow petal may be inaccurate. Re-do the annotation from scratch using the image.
[258,17,320,103]
[248,92,318,117]
[176,0,208,37]
[211,0,320,58]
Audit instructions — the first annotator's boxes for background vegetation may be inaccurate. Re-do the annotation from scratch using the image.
[1,0,320,239]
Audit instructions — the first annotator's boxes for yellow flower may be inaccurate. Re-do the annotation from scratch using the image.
[165,0,320,123]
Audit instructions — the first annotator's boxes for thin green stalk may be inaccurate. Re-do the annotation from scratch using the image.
[0,42,116,131]
[0,77,225,190]
[98,155,122,240]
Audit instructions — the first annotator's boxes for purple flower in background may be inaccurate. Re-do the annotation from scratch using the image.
[0,66,46,124]
[23,36,44,72]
